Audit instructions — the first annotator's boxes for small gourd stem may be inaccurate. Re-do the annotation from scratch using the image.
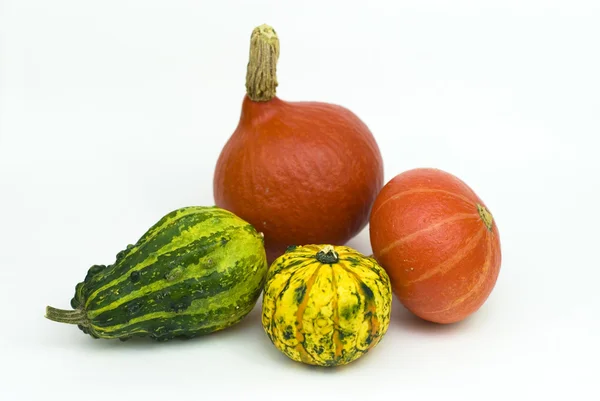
[45,306,88,326]
[245,24,280,102]
[316,245,339,264]
[477,204,494,231]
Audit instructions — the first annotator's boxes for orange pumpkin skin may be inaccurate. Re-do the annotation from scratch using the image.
[369,168,501,324]
[214,95,384,263]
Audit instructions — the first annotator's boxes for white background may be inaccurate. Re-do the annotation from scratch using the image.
[1,1,599,400]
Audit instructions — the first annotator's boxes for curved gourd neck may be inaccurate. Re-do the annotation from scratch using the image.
[239,95,283,125]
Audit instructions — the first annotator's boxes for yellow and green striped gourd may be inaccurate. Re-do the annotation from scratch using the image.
[46,206,268,341]
[262,244,392,366]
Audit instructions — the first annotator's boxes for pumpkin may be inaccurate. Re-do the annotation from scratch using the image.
[213,24,384,263]
[262,244,392,366]
[369,168,501,324]
[45,206,268,341]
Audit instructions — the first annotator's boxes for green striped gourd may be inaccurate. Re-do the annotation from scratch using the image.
[45,206,268,341]
[262,245,392,366]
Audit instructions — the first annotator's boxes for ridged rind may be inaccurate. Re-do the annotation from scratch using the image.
[71,206,268,341]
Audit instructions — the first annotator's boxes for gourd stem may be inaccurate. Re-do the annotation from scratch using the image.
[477,204,494,231]
[316,245,339,264]
[245,24,280,102]
[45,306,88,326]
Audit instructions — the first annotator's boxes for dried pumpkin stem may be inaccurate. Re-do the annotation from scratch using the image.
[477,204,494,231]
[246,24,280,102]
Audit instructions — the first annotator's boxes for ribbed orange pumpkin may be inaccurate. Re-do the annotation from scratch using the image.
[369,168,501,324]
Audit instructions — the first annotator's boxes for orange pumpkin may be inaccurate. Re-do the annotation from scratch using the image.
[213,25,383,263]
[369,168,501,324]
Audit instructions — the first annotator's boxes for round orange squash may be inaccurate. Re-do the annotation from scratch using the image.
[369,168,501,324]
[213,25,383,263]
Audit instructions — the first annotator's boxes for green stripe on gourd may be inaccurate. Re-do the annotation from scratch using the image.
[86,227,241,311]
[46,206,268,341]
[81,208,239,299]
